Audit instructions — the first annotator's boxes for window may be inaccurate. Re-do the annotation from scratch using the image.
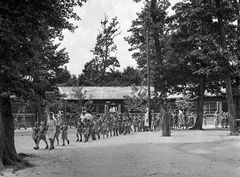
[98,105,105,113]
[205,102,218,115]
[91,105,96,113]
[25,105,33,114]
[151,104,160,113]
[202,102,223,115]
[189,103,197,113]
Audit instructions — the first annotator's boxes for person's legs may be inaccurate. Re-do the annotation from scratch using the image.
[44,139,49,149]
[33,138,38,149]
[33,140,39,150]
[76,133,79,142]
[62,138,65,146]
[55,135,59,146]
[49,138,55,150]
[79,132,82,142]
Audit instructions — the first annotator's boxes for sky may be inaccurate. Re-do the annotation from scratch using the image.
[59,0,179,75]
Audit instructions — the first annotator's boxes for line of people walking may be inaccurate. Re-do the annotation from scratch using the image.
[75,111,162,143]
[32,112,70,150]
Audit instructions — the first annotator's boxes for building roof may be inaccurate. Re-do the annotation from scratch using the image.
[58,86,219,101]
[58,86,151,100]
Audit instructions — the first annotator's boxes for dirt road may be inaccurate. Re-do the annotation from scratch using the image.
[2,127,240,177]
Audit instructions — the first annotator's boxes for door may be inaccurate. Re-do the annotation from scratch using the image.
[104,105,109,113]
[216,102,222,113]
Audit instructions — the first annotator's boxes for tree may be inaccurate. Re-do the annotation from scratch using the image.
[70,86,87,115]
[45,89,66,115]
[104,70,123,86]
[175,96,194,113]
[0,0,86,170]
[79,65,143,86]
[123,84,148,112]
[169,0,222,130]
[121,66,143,86]
[127,0,171,136]
[55,67,71,85]
[149,0,171,136]
[214,0,239,135]
[28,39,70,122]
[64,75,79,86]
[80,15,121,86]
[70,86,94,115]
[170,0,240,133]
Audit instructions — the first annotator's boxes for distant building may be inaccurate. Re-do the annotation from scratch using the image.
[58,86,228,115]
[58,86,157,114]
[11,86,230,127]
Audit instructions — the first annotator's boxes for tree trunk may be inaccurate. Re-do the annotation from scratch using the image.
[161,106,171,136]
[150,0,170,135]
[0,93,31,170]
[190,75,205,130]
[0,98,4,170]
[150,0,159,131]
[235,77,240,121]
[215,0,238,135]
[226,75,238,135]
[146,28,152,130]
[235,0,240,127]
[36,95,44,124]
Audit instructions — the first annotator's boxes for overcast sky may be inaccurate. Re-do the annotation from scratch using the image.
[59,0,179,75]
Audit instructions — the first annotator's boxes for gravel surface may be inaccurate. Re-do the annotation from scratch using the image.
[2,125,240,177]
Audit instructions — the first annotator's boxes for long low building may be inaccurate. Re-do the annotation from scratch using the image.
[11,86,229,128]
[58,86,228,115]
[58,86,156,113]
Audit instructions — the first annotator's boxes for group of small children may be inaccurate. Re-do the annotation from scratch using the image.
[32,121,49,150]
[32,119,70,150]
[74,111,160,143]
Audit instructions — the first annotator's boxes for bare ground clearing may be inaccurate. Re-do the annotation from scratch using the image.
[1,126,240,177]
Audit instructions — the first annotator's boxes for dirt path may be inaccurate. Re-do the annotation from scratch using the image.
[2,127,240,177]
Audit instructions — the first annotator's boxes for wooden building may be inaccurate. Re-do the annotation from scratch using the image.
[58,86,151,114]
[58,87,228,116]
[11,86,230,128]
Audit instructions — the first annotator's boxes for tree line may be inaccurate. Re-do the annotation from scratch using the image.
[127,0,240,135]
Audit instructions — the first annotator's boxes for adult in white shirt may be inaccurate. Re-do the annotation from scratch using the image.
[47,112,58,150]
[144,108,149,130]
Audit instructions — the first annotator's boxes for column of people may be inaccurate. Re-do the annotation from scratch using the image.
[75,111,162,143]
[32,110,171,149]
[32,112,70,150]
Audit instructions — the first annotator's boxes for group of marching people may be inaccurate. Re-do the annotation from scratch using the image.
[32,112,70,150]
[75,111,162,143]
[31,108,231,149]
[32,108,210,148]
[32,110,162,149]
[32,108,215,149]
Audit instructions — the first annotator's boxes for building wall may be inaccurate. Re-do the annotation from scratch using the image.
[83,99,124,113]
[12,102,36,128]
[168,96,229,116]
[10,95,238,128]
